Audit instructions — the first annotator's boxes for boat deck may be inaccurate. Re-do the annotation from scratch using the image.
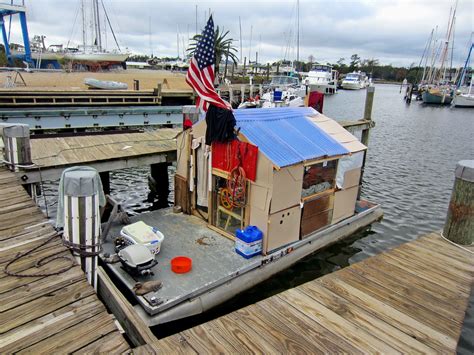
[144,231,473,353]
[0,166,130,353]
[103,202,383,325]
[104,209,260,316]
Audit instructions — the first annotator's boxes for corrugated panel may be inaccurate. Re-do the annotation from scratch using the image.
[234,107,349,168]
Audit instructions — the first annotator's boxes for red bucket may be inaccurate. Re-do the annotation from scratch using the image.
[171,256,192,274]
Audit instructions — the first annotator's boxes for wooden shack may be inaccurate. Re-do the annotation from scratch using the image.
[175,107,366,254]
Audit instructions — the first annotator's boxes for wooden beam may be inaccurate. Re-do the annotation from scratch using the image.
[96,267,157,347]
[19,152,176,184]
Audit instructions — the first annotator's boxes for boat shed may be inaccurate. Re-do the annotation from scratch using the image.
[175,107,361,254]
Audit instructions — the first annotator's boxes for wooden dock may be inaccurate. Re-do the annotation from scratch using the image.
[0,166,130,353]
[19,128,179,183]
[144,232,473,353]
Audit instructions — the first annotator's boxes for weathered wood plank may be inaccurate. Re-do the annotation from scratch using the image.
[0,266,85,312]
[17,312,118,354]
[297,282,436,353]
[73,331,131,354]
[318,276,456,352]
[278,288,399,353]
[0,280,94,333]
[96,267,157,347]
[0,296,103,353]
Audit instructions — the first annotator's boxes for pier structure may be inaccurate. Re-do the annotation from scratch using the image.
[0,166,130,353]
[140,231,473,353]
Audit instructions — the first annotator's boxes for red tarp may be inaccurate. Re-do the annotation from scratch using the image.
[212,140,258,181]
[308,91,324,113]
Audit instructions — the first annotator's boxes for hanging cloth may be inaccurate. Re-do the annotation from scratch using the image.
[205,104,236,145]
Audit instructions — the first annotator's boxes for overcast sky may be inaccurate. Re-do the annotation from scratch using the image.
[6,0,474,66]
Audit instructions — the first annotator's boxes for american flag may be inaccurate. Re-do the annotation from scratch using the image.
[186,16,232,112]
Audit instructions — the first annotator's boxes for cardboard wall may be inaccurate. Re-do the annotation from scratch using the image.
[343,168,362,189]
[270,164,304,213]
[176,130,190,178]
[266,205,302,253]
[332,185,359,223]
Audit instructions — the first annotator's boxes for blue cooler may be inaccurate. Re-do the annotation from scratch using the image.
[273,90,282,101]
[235,226,263,259]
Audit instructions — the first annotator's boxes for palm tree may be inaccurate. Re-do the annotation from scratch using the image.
[188,26,239,71]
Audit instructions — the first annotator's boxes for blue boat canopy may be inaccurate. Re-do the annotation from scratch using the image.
[233,107,350,168]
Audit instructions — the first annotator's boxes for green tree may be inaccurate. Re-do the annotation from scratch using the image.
[349,54,360,71]
[188,26,238,71]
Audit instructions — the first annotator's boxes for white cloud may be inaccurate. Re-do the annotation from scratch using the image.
[4,0,472,66]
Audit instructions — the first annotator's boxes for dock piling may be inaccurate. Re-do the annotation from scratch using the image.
[443,160,474,245]
[149,162,170,208]
[60,168,102,289]
[0,123,31,171]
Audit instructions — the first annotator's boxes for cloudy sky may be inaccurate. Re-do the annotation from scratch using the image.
[7,0,474,66]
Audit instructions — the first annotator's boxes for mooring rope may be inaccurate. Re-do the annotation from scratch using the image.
[4,232,77,278]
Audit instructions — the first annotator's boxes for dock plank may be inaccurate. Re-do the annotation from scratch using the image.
[0,166,130,353]
[155,231,473,353]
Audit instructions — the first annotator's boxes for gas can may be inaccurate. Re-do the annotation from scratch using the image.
[235,226,263,259]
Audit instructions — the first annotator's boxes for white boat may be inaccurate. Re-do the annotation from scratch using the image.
[84,78,128,90]
[304,64,338,94]
[341,71,369,90]
[65,0,129,69]
[453,43,473,108]
[64,48,129,63]
[453,93,474,107]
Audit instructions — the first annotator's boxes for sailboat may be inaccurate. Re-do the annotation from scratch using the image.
[421,2,457,105]
[64,0,129,70]
[453,43,474,107]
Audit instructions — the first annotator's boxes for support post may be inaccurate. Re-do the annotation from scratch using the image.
[0,15,13,65]
[241,85,245,103]
[361,86,375,147]
[363,86,375,121]
[149,162,170,208]
[99,171,110,195]
[133,79,140,91]
[1,123,31,172]
[60,168,103,290]
[19,11,32,64]
[443,160,474,245]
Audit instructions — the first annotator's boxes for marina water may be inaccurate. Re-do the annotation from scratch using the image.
[38,84,473,350]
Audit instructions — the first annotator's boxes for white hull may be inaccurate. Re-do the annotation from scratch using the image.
[453,94,474,107]
[342,80,367,90]
[64,52,128,63]
[308,83,337,94]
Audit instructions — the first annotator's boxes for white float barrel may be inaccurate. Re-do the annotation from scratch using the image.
[62,170,101,289]
[1,124,31,171]
[182,105,200,125]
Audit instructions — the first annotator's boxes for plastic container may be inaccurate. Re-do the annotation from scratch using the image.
[120,222,164,255]
[171,256,192,273]
[235,225,263,259]
[273,90,283,101]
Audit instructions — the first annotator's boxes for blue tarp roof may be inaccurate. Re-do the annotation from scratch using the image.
[234,107,349,168]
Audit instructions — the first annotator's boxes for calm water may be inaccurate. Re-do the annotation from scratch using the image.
[38,84,474,350]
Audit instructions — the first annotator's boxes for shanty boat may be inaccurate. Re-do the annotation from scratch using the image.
[101,107,382,327]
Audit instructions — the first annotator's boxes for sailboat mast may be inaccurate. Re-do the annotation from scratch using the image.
[296,0,299,71]
[177,25,180,60]
[81,0,86,49]
[239,16,243,63]
[96,0,102,50]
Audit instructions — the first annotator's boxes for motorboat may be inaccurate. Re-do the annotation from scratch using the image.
[341,72,369,90]
[84,78,128,90]
[304,64,338,94]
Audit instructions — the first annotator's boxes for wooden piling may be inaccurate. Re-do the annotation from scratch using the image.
[443,160,474,245]
[361,86,375,147]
